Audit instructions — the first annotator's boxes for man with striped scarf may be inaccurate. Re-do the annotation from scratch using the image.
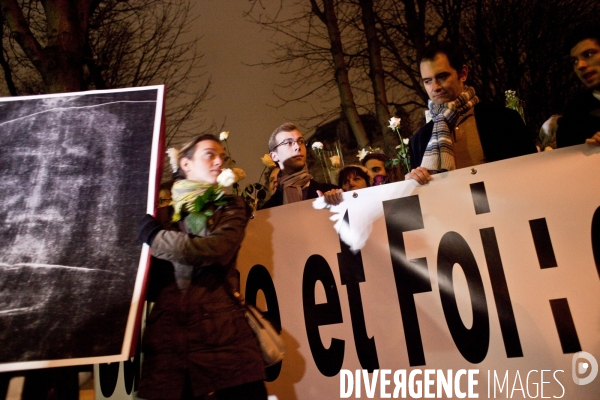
[406,42,537,185]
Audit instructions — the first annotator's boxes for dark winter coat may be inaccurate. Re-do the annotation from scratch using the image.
[260,178,339,209]
[556,90,600,148]
[137,196,265,400]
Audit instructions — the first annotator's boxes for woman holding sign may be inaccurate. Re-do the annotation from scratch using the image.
[137,134,267,400]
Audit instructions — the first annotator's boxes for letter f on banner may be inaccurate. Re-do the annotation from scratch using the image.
[383,195,432,366]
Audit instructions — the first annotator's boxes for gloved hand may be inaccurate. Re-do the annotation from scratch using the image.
[138,214,163,245]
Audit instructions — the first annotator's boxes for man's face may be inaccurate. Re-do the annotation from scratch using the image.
[571,38,600,92]
[364,158,386,180]
[420,53,468,105]
[270,129,307,174]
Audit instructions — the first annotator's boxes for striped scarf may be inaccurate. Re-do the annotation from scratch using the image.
[421,86,479,172]
[170,179,213,223]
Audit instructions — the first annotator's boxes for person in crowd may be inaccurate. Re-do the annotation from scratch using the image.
[337,165,371,191]
[137,134,268,400]
[264,165,280,196]
[556,25,600,148]
[360,153,402,185]
[407,41,537,185]
[260,122,338,209]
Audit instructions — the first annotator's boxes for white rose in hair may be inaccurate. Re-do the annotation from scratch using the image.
[166,148,179,172]
[356,148,369,161]
[312,141,323,150]
[219,131,229,141]
[217,168,236,187]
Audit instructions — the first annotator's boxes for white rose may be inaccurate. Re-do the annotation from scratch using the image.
[312,141,324,150]
[356,148,369,161]
[388,117,401,129]
[329,155,341,167]
[217,168,236,187]
[219,131,229,141]
[166,147,179,173]
[403,138,409,145]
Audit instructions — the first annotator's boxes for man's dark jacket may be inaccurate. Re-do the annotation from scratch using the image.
[556,91,600,148]
[409,103,536,169]
[261,179,338,209]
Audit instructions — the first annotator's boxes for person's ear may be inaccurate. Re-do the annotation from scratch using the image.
[179,157,191,175]
[270,150,279,163]
[458,64,469,83]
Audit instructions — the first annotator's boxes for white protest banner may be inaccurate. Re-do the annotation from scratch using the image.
[236,145,600,399]
[95,145,599,399]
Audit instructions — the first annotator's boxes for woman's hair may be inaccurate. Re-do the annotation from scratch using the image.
[337,165,371,189]
[172,133,221,181]
[360,153,402,183]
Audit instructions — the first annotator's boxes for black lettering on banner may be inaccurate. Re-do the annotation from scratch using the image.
[549,298,582,353]
[592,206,600,278]
[480,227,523,358]
[337,211,379,372]
[302,255,345,376]
[438,232,490,364]
[529,218,558,269]
[98,362,119,398]
[470,182,491,215]
[123,354,140,395]
[245,264,283,381]
[382,195,432,366]
[122,326,142,394]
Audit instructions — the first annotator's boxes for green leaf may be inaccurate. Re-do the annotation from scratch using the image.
[194,195,206,212]
[187,212,208,235]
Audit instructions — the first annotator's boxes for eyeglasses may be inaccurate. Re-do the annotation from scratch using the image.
[271,137,306,151]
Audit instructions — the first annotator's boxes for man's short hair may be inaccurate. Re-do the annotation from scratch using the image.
[419,41,466,73]
[269,122,299,151]
[565,24,600,52]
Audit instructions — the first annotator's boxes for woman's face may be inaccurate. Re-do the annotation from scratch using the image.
[268,167,280,194]
[342,172,368,192]
[364,158,387,180]
[179,140,227,184]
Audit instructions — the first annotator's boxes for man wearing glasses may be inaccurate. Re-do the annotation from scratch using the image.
[260,122,338,209]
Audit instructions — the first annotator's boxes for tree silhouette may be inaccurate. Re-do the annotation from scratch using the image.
[0,0,211,145]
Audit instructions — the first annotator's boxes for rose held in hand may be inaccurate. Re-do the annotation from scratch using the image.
[217,168,236,187]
